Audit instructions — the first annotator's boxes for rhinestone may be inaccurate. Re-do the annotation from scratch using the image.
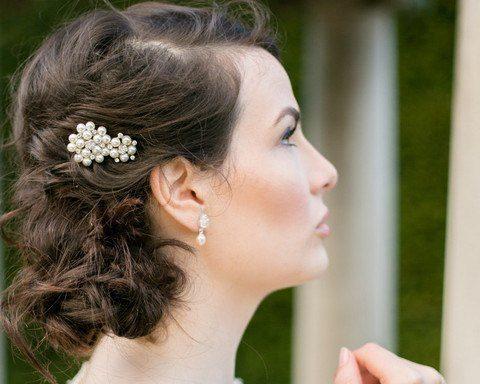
[199,213,210,228]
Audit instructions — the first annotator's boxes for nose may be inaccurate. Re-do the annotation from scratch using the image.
[306,140,338,195]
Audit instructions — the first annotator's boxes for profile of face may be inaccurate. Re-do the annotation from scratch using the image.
[151,47,338,299]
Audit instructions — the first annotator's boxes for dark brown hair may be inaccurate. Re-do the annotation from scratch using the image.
[0,1,281,382]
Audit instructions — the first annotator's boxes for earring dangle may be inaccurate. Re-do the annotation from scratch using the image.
[197,208,210,246]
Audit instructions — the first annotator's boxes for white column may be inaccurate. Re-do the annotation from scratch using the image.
[440,0,480,381]
[292,2,398,383]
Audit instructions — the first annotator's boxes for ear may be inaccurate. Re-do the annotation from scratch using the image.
[149,157,206,233]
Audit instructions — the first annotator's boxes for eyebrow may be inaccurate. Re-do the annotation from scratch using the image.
[274,106,301,127]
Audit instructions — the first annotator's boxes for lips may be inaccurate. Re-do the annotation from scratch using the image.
[315,208,331,237]
[316,209,330,228]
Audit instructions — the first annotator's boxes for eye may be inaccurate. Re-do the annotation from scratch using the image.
[280,125,298,147]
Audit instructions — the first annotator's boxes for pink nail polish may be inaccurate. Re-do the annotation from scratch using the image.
[339,347,350,366]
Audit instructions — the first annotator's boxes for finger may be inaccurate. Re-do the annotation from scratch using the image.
[351,342,424,384]
[396,356,446,384]
[333,347,363,384]
[357,364,381,384]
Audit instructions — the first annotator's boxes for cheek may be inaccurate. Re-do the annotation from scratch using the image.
[244,158,310,233]
[212,147,313,282]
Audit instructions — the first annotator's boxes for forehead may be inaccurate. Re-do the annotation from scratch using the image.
[234,47,298,125]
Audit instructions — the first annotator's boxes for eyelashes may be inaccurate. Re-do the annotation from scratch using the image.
[280,125,298,147]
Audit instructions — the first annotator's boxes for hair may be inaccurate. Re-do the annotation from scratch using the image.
[0,1,281,382]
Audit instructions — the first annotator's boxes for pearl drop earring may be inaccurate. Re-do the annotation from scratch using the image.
[197,208,210,246]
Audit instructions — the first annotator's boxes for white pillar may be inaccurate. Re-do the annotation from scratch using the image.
[440,0,480,381]
[292,2,398,383]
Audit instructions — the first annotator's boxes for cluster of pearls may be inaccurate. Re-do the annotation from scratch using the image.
[197,209,210,246]
[66,121,137,167]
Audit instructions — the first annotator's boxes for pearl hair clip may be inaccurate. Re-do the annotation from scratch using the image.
[66,121,137,167]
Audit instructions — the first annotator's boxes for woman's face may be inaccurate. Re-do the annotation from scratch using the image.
[205,47,338,295]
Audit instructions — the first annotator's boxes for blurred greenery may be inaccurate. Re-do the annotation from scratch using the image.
[0,0,454,383]
[397,0,454,369]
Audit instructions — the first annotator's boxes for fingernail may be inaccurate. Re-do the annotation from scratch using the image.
[339,347,350,367]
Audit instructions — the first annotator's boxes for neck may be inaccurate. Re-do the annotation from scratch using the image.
[81,252,268,384]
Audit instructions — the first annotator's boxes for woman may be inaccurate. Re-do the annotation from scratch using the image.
[0,1,445,383]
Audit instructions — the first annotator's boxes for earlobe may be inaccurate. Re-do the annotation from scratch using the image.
[149,158,206,233]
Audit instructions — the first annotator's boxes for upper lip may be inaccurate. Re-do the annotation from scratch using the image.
[316,208,330,228]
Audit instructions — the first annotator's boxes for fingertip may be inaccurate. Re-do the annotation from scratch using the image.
[339,347,350,367]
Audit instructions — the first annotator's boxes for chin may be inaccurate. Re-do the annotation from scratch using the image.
[274,246,330,290]
[296,244,330,284]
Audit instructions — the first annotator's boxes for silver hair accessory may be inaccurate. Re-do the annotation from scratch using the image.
[66,121,137,167]
[197,207,210,246]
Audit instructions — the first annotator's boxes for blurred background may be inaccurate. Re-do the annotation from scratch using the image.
[0,0,454,383]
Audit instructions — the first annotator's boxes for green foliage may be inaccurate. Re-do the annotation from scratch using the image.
[397,0,455,369]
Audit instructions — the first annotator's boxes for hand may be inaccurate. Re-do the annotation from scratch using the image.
[333,342,446,384]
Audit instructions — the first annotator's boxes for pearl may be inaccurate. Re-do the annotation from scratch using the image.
[110,149,119,158]
[197,232,206,245]
[127,146,136,155]
[82,158,92,166]
[97,126,107,135]
[81,148,91,157]
[111,137,121,147]
[85,121,95,130]
[73,154,83,163]
[67,143,77,152]
[120,153,129,162]
[122,136,132,145]
[75,139,85,148]
[82,130,93,140]
[76,123,86,133]
[93,134,102,144]
[95,155,104,163]
[69,134,77,142]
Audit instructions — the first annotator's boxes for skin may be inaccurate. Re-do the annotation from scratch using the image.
[334,342,446,384]
[76,47,445,384]
[74,48,445,384]
[79,46,337,384]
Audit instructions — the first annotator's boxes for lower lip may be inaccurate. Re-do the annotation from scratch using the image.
[315,223,331,237]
